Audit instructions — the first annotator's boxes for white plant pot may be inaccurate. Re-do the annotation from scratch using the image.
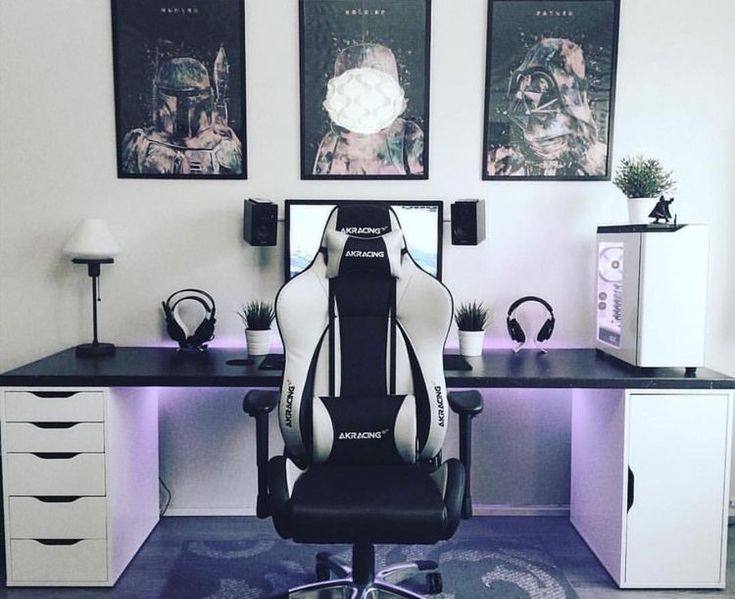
[627,197,659,224]
[245,329,272,356]
[458,330,485,357]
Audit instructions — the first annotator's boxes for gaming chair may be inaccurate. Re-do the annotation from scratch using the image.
[243,204,482,598]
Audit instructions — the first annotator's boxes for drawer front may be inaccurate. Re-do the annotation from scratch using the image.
[5,453,106,496]
[10,539,107,583]
[4,391,104,423]
[8,496,106,539]
[5,422,105,453]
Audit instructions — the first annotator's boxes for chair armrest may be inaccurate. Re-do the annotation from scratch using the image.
[447,390,483,519]
[448,390,483,416]
[243,389,279,518]
[243,389,279,417]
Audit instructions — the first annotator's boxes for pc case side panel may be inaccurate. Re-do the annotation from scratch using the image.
[637,226,708,368]
[595,233,641,365]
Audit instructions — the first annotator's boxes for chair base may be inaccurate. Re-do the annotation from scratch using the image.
[288,578,426,598]
[288,545,441,599]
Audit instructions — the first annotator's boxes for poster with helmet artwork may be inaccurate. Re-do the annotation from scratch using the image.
[483,0,620,180]
[112,0,246,179]
[299,0,431,179]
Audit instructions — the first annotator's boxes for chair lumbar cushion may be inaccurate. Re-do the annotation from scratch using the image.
[312,394,417,465]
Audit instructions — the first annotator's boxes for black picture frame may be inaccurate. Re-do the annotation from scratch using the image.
[111,0,247,179]
[299,0,431,180]
[482,0,620,181]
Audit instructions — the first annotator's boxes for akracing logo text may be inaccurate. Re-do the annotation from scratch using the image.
[338,428,390,440]
[344,250,385,259]
[434,385,445,427]
[341,226,389,235]
[284,381,295,428]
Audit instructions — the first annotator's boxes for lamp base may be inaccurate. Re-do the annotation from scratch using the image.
[75,342,116,358]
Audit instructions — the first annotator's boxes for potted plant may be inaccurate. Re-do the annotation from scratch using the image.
[455,301,489,357]
[237,300,275,355]
[612,155,676,224]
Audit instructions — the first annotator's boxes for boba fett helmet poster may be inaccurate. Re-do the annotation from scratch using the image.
[299,0,431,179]
[112,0,246,179]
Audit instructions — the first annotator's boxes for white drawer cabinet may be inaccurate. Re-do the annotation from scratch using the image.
[1,387,159,587]
[571,389,734,588]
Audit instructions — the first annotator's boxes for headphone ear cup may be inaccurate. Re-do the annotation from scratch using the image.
[537,318,555,342]
[163,301,186,344]
[171,302,194,342]
[507,318,526,343]
[190,315,216,347]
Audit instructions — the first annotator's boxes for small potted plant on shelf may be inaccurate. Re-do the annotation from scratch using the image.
[237,300,275,356]
[455,301,489,357]
[612,155,676,224]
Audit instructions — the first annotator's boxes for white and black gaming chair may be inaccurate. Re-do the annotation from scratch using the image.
[244,203,482,598]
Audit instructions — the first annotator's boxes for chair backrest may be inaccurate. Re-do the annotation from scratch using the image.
[275,204,453,467]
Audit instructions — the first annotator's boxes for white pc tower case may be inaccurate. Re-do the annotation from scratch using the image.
[595,224,709,369]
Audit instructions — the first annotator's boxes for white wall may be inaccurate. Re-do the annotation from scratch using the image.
[1,0,733,513]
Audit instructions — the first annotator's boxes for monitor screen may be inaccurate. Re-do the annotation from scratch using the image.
[285,200,444,280]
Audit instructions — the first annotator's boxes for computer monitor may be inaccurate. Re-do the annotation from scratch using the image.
[285,200,444,280]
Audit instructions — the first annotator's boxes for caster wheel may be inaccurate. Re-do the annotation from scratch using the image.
[315,563,330,582]
[427,571,443,594]
[315,552,331,582]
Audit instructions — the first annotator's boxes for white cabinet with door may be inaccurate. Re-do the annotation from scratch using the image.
[571,388,733,588]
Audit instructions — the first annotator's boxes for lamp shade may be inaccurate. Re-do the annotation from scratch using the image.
[63,219,121,260]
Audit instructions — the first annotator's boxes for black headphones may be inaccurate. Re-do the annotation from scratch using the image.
[506,296,555,345]
[162,289,217,350]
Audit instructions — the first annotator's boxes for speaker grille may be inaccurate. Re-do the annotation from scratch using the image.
[451,200,485,245]
[244,199,277,246]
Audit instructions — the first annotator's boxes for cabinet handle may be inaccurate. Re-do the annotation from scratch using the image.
[34,539,82,546]
[34,496,82,503]
[627,467,635,512]
[30,422,79,430]
[31,392,78,399]
[31,452,80,460]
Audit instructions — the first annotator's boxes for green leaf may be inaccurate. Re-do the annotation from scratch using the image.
[454,301,489,331]
[612,155,676,198]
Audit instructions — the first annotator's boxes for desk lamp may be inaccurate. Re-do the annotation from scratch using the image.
[63,219,121,357]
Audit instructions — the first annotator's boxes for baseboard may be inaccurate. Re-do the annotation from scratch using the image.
[163,505,571,518]
[164,507,255,517]
[472,504,570,517]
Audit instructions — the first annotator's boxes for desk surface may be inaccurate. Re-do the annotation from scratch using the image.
[0,347,733,390]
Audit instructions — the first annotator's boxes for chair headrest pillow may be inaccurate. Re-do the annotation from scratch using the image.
[325,228,404,279]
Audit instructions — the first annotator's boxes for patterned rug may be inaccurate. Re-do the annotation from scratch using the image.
[162,534,578,599]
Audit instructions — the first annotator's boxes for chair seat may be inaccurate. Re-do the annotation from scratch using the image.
[272,459,465,544]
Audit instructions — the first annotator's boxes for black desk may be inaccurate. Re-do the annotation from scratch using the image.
[1,346,732,389]
[0,347,734,589]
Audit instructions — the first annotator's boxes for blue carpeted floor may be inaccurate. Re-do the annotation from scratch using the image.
[161,521,578,598]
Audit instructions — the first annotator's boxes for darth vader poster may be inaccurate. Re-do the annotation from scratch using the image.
[299,0,431,179]
[112,0,246,179]
[483,0,619,180]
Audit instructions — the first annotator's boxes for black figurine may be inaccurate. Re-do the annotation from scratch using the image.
[649,195,674,224]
